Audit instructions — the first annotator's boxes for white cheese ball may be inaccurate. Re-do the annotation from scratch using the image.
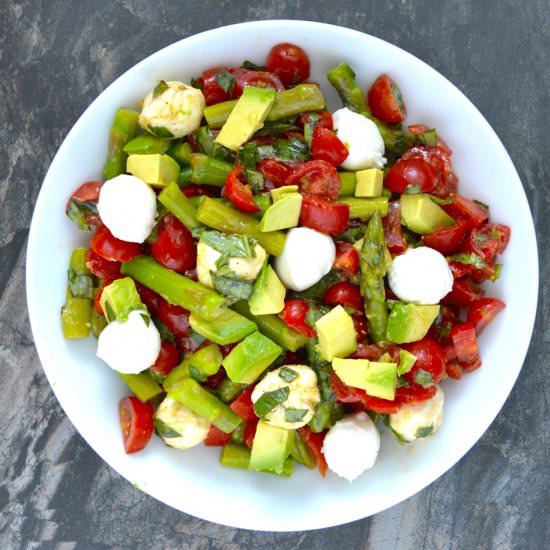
[322,412,381,482]
[251,365,320,429]
[139,80,205,138]
[195,239,267,288]
[332,107,386,171]
[274,227,335,291]
[97,174,157,243]
[96,310,161,374]
[388,246,453,305]
[389,385,444,442]
[155,397,210,449]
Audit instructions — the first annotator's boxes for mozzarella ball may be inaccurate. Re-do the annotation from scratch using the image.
[388,246,453,305]
[97,174,157,243]
[322,412,381,482]
[332,107,386,171]
[274,227,335,291]
[155,397,210,449]
[139,80,205,138]
[389,385,444,442]
[251,365,320,429]
[196,239,267,288]
[96,310,161,374]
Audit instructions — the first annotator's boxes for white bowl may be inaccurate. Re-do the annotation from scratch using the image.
[26,20,538,531]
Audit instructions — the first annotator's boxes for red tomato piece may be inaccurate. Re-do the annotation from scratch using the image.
[230,385,257,422]
[300,196,349,235]
[152,214,196,273]
[323,281,364,312]
[266,43,311,87]
[361,394,401,415]
[244,419,258,449]
[200,67,232,106]
[352,314,369,344]
[66,180,102,227]
[448,260,472,279]
[232,68,285,94]
[422,220,469,255]
[118,396,154,454]
[257,158,292,187]
[181,184,218,198]
[85,248,122,281]
[90,225,141,263]
[296,426,328,477]
[222,164,260,213]
[442,194,489,228]
[150,341,180,378]
[351,343,382,360]
[395,384,437,405]
[467,298,505,334]
[402,336,446,386]
[445,361,463,380]
[407,124,452,156]
[450,322,480,365]
[204,425,233,447]
[286,159,341,201]
[157,300,191,339]
[429,304,458,346]
[333,241,360,276]
[329,370,363,403]
[93,281,108,316]
[465,223,511,265]
[136,283,162,317]
[299,110,334,130]
[444,277,485,306]
[383,201,407,254]
[311,125,349,167]
[367,74,407,124]
[279,299,316,338]
[384,157,437,194]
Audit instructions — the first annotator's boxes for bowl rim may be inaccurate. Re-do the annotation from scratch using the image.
[26,19,539,531]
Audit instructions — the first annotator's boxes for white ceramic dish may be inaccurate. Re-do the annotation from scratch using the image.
[26,20,538,531]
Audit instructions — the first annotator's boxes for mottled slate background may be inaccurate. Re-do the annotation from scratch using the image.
[2,1,548,548]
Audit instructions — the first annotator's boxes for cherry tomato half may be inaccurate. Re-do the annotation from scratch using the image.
[465,223,511,265]
[298,110,334,131]
[333,241,360,277]
[118,396,154,454]
[384,157,437,194]
[157,300,191,340]
[90,225,142,263]
[367,74,407,124]
[421,220,469,255]
[229,385,257,422]
[286,159,341,201]
[65,180,102,227]
[300,195,349,235]
[233,68,285,93]
[257,158,292,187]
[444,278,485,306]
[311,125,349,167]
[296,426,328,477]
[85,248,122,281]
[152,214,196,273]
[467,298,505,334]
[442,194,489,229]
[222,164,260,213]
[150,341,180,378]
[279,299,316,338]
[323,281,364,312]
[266,43,311,87]
[204,425,233,447]
[450,322,480,366]
[402,336,446,387]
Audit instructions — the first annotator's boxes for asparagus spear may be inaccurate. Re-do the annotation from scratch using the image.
[103,108,139,180]
[158,182,201,231]
[190,153,233,186]
[359,211,388,342]
[337,197,389,220]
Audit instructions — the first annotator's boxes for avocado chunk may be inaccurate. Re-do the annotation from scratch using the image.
[126,153,180,187]
[332,357,397,400]
[386,301,440,344]
[222,331,282,383]
[249,420,294,473]
[258,192,302,232]
[249,263,286,315]
[355,168,383,197]
[216,86,277,151]
[397,349,417,376]
[400,194,454,235]
[270,185,299,202]
[315,305,357,361]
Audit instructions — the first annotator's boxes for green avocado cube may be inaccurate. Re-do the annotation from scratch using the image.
[315,305,357,361]
[126,153,180,187]
[400,194,454,235]
[249,420,294,473]
[270,185,299,202]
[258,192,303,232]
[249,264,286,315]
[354,168,383,197]
[386,302,440,344]
[222,331,282,383]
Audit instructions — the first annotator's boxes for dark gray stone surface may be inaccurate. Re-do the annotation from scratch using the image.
[1,1,548,548]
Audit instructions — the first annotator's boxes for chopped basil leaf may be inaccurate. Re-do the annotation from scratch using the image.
[449,252,487,269]
[414,128,438,147]
[153,318,176,345]
[279,366,299,383]
[104,301,116,323]
[189,365,207,382]
[427,194,454,206]
[152,80,169,98]
[274,137,311,162]
[416,425,434,438]
[187,329,206,347]
[414,368,434,387]
[255,121,301,137]
[238,142,258,171]
[253,387,290,418]
[215,69,236,94]
[190,77,203,91]
[334,225,365,243]
[211,273,254,302]
[490,263,503,282]
[66,199,98,232]
[140,313,151,327]
[473,198,490,212]
[155,418,182,439]
[396,377,410,388]
[284,408,308,423]
[199,230,255,258]
[195,126,235,163]
[68,268,95,299]
[245,168,264,192]
[241,59,266,71]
